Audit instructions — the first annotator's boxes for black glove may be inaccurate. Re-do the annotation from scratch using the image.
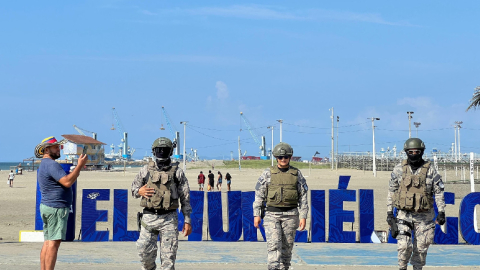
[386,211,399,238]
[436,212,446,225]
[386,211,395,224]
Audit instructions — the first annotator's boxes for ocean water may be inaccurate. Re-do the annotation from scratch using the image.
[0,162,26,171]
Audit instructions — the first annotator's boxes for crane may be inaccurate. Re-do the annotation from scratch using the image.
[73,125,97,140]
[240,112,268,159]
[111,107,134,160]
[161,106,181,159]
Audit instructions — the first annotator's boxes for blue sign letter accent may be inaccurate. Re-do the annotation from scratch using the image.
[434,192,458,244]
[113,189,139,241]
[82,189,110,241]
[329,189,356,243]
[310,190,326,242]
[241,191,266,241]
[208,191,243,241]
[460,192,480,245]
[338,175,351,190]
[359,189,374,243]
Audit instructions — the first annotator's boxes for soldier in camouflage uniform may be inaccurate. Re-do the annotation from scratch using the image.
[386,138,446,270]
[253,142,309,270]
[131,137,192,270]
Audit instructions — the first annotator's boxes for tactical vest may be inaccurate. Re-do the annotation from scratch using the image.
[140,162,179,210]
[393,160,434,212]
[266,166,299,208]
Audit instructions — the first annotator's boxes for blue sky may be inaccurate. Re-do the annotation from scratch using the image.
[1,1,480,162]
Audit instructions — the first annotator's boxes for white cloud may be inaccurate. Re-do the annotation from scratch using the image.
[216,81,229,100]
[153,5,415,26]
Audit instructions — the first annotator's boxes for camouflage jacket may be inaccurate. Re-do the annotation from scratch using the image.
[131,164,192,224]
[387,160,445,213]
[253,167,309,219]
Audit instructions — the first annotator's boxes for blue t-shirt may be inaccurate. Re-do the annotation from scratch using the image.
[38,158,70,208]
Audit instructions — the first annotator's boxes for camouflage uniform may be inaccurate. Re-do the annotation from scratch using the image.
[253,167,309,270]
[131,163,192,270]
[387,161,445,270]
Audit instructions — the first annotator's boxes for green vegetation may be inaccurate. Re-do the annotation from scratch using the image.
[223,160,330,169]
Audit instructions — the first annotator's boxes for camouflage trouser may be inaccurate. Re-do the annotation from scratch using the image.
[263,212,299,270]
[396,210,435,270]
[136,212,179,270]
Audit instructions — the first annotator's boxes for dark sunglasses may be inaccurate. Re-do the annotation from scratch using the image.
[277,156,291,160]
[407,150,421,154]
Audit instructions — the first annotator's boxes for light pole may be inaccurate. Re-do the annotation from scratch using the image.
[407,111,414,138]
[267,126,274,166]
[414,122,421,137]
[330,108,334,170]
[369,117,380,177]
[336,116,339,170]
[276,119,283,142]
[455,121,463,161]
[180,121,187,172]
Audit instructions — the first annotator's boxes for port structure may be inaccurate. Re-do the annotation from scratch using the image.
[240,112,268,160]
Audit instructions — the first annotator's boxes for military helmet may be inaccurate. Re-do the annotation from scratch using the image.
[403,138,425,151]
[152,137,174,150]
[273,142,294,157]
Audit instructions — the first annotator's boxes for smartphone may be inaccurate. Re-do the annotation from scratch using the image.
[82,146,88,155]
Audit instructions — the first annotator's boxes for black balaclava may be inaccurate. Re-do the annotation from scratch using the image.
[406,150,424,171]
[153,147,172,169]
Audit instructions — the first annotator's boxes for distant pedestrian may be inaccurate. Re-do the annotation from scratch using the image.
[198,171,205,191]
[226,172,232,191]
[207,170,215,191]
[35,136,88,270]
[8,170,14,187]
[216,171,223,191]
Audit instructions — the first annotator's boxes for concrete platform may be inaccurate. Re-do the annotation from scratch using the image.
[1,241,479,269]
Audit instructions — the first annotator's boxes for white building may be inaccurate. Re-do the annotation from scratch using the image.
[62,134,106,168]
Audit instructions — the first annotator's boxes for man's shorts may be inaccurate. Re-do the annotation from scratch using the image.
[199,183,204,188]
[40,204,69,241]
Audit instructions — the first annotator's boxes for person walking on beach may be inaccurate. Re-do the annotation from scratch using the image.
[198,171,205,191]
[207,170,215,191]
[253,142,309,270]
[216,171,223,191]
[225,172,232,191]
[7,170,14,187]
[35,136,88,270]
[387,138,445,270]
[131,137,192,270]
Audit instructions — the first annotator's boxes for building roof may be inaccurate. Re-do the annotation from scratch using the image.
[62,134,106,145]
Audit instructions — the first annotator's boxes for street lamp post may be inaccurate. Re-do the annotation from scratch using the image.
[330,108,334,170]
[369,117,380,177]
[336,116,339,170]
[180,121,187,172]
[414,122,421,137]
[407,111,414,138]
[276,119,283,142]
[267,126,274,166]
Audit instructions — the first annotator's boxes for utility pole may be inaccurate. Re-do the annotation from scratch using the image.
[238,136,241,170]
[336,116,339,170]
[414,122,421,137]
[276,119,283,142]
[180,121,188,172]
[330,108,334,170]
[268,126,274,166]
[368,117,380,177]
[407,111,414,138]
[455,121,463,161]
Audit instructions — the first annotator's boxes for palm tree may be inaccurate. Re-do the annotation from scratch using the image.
[466,86,480,111]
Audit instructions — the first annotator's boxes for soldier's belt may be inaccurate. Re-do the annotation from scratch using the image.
[266,206,297,212]
[143,208,177,215]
